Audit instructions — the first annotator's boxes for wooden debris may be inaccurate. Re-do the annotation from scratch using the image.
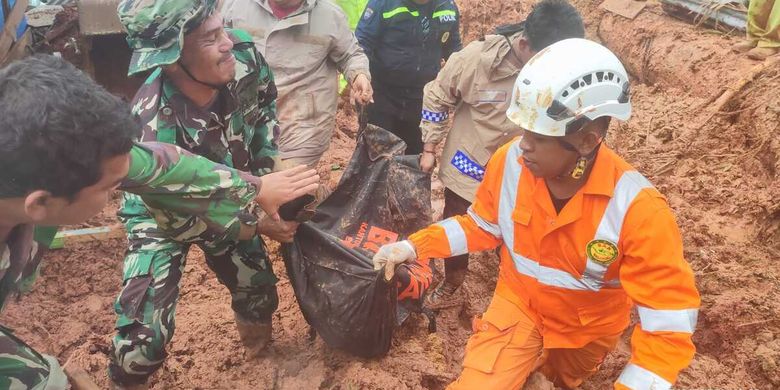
[77,0,125,36]
[661,0,747,32]
[25,4,63,28]
[49,225,126,249]
[712,55,780,113]
[600,0,648,20]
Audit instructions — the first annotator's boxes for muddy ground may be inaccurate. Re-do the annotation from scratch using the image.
[3,1,779,389]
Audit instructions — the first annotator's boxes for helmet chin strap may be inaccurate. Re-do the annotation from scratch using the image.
[177,60,223,90]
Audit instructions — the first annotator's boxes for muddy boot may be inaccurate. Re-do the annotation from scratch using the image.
[747,46,779,60]
[234,313,272,359]
[732,39,757,53]
[424,269,467,310]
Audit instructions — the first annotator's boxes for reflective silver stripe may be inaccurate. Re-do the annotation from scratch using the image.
[637,306,698,333]
[495,143,655,292]
[605,278,621,288]
[467,206,502,238]
[617,363,672,390]
[437,218,468,256]
[537,262,601,290]
[511,249,608,291]
[496,142,599,291]
[497,142,525,273]
[582,171,653,289]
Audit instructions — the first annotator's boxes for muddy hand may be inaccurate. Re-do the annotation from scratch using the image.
[257,216,299,243]
[420,152,436,173]
[372,241,417,281]
[254,165,319,221]
[350,73,374,106]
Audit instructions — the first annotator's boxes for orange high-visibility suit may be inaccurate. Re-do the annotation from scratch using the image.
[409,139,700,389]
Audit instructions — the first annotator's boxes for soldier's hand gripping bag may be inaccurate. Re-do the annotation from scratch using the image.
[282,125,433,358]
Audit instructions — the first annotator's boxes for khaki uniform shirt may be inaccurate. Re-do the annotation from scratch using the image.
[421,34,521,201]
[223,0,371,164]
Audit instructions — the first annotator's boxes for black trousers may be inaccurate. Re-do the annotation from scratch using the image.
[366,85,425,155]
[442,188,471,273]
[366,109,424,155]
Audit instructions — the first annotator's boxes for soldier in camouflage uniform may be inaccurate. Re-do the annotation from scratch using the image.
[111,0,297,387]
[0,55,317,390]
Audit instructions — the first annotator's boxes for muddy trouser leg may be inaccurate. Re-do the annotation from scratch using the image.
[0,325,69,390]
[393,116,424,155]
[449,293,622,390]
[537,332,622,389]
[442,188,472,276]
[109,214,189,386]
[277,156,330,213]
[199,236,278,323]
[447,294,543,390]
[748,0,780,48]
[369,111,423,155]
[278,155,321,171]
[366,105,397,135]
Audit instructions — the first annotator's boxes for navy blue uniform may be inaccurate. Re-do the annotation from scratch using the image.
[357,0,462,154]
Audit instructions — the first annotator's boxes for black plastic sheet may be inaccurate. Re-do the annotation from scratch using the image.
[283,125,433,358]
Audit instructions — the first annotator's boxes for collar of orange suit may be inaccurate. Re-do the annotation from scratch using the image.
[519,145,619,199]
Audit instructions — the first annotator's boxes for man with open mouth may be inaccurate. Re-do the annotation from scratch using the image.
[110,0,311,388]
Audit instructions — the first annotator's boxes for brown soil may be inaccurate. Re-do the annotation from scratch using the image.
[2,1,779,389]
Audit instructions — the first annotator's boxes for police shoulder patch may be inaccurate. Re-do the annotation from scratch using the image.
[586,239,619,266]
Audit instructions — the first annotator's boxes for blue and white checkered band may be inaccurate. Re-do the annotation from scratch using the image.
[421,109,449,123]
[451,151,485,182]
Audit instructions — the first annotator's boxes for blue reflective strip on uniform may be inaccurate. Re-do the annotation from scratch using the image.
[383,7,419,18]
[450,151,485,182]
[421,109,448,123]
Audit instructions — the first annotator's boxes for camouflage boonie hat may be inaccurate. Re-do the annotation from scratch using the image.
[118,0,219,76]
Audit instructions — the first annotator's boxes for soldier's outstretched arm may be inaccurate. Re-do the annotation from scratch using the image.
[120,142,318,238]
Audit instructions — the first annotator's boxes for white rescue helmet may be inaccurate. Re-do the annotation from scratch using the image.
[506,38,631,137]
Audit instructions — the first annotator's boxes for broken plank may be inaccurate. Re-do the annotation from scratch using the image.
[49,225,126,249]
[600,0,648,20]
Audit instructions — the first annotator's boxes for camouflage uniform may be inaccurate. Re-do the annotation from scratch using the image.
[0,142,259,390]
[0,227,67,390]
[111,0,281,385]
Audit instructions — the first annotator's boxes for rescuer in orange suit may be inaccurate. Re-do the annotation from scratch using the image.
[372,38,701,390]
